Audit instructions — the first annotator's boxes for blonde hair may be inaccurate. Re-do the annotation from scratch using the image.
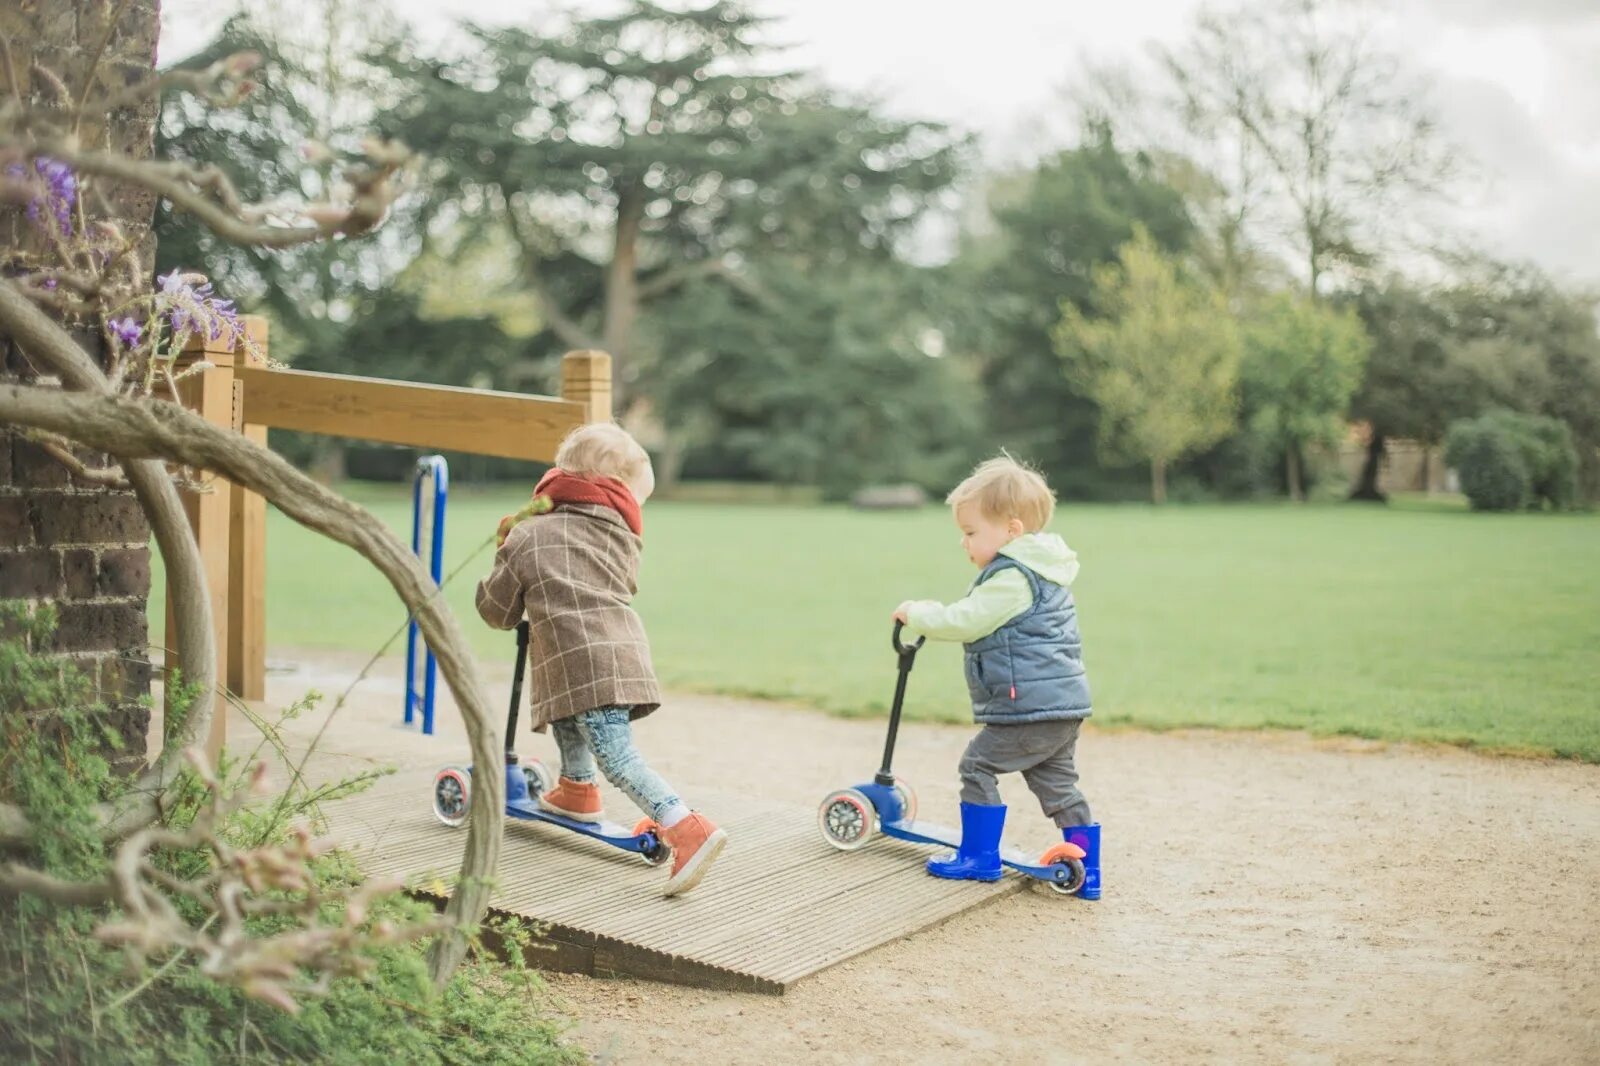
[946,455,1055,532]
[554,423,651,484]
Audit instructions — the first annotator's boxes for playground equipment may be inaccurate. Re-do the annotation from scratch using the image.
[430,620,672,864]
[403,455,448,734]
[817,623,1087,895]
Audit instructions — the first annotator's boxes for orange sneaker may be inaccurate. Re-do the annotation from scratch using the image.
[660,813,727,897]
[538,777,603,823]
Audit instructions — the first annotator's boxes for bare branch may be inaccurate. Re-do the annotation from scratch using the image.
[0,377,503,987]
[0,862,116,906]
[32,433,130,488]
[0,279,216,846]
[24,143,408,249]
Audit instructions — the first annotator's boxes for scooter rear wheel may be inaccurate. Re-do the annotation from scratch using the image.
[523,757,555,796]
[432,766,471,828]
[632,818,673,867]
[818,788,876,851]
[1045,859,1087,896]
[889,777,918,825]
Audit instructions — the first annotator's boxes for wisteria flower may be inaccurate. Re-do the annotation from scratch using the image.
[158,269,244,346]
[108,317,143,348]
[5,157,79,237]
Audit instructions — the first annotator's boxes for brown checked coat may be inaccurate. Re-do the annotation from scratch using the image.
[475,502,662,730]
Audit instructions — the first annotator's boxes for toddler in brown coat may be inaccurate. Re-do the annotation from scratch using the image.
[476,423,726,896]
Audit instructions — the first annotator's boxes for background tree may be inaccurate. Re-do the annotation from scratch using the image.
[1156,0,1456,298]
[648,258,980,497]
[1351,263,1600,502]
[376,0,962,417]
[1240,292,1371,500]
[1054,228,1241,503]
[942,126,1193,498]
[156,11,414,362]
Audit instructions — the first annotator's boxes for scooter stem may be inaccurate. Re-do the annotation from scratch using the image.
[506,621,530,763]
[876,622,925,786]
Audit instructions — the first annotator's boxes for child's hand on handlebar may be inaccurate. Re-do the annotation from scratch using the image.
[892,602,911,624]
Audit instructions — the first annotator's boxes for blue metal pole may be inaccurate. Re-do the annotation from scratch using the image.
[421,456,448,735]
[403,462,424,727]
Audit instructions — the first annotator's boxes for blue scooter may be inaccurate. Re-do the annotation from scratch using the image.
[431,621,673,866]
[817,623,1086,895]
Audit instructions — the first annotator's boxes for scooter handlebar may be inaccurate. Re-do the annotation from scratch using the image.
[892,621,925,657]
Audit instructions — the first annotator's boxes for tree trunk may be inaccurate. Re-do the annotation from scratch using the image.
[1286,445,1304,502]
[654,430,687,497]
[1151,456,1167,505]
[1349,430,1388,502]
[602,185,645,407]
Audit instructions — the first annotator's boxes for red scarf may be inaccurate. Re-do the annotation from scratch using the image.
[533,469,644,537]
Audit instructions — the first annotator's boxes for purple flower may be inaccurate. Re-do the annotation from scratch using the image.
[108,317,142,347]
[11,157,78,237]
[158,268,244,346]
[37,158,76,234]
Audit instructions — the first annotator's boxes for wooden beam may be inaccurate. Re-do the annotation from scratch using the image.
[228,318,269,701]
[561,350,613,423]
[166,332,242,759]
[236,367,590,462]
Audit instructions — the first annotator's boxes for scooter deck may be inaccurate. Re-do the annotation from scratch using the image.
[881,818,1055,877]
[505,797,652,852]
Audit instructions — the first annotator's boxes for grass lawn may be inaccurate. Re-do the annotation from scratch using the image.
[149,484,1600,761]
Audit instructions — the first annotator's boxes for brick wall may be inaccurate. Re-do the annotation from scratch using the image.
[1,1,162,776]
[0,370,155,773]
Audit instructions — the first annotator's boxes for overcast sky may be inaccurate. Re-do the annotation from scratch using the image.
[161,0,1600,285]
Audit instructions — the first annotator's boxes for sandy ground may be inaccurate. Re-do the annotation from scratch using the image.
[245,650,1600,1065]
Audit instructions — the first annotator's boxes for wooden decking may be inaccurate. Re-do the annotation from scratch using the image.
[323,773,1021,994]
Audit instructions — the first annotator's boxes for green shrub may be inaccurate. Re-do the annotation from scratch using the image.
[1446,411,1580,512]
[0,603,580,1065]
[1446,418,1529,511]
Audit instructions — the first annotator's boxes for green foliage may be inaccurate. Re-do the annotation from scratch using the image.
[1446,411,1579,512]
[1445,418,1529,512]
[156,15,416,361]
[1239,293,1371,499]
[0,604,118,880]
[1353,266,1600,502]
[374,1,962,373]
[0,606,578,1065]
[944,126,1195,499]
[1054,227,1241,502]
[648,260,981,497]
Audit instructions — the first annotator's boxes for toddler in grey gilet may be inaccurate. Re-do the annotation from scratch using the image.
[893,455,1103,899]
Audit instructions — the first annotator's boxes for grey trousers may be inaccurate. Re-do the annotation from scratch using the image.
[958,718,1093,828]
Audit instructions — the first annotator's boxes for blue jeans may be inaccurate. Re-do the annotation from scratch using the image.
[550,707,681,823]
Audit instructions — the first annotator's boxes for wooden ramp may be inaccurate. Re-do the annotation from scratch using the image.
[323,779,1020,995]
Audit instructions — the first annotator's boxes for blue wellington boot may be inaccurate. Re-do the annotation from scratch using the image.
[1063,823,1102,900]
[926,803,1006,882]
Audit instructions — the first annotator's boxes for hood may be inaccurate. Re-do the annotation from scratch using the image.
[998,532,1079,587]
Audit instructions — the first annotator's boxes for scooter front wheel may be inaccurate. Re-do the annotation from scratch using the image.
[818,788,876,851]
[432,766,471,828]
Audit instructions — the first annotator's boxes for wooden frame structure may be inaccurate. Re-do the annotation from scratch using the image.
[169,316,612,752]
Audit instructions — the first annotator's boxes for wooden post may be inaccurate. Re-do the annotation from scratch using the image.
[228,318,269,701]
[166,329,246,758]
[561,350,613,423]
